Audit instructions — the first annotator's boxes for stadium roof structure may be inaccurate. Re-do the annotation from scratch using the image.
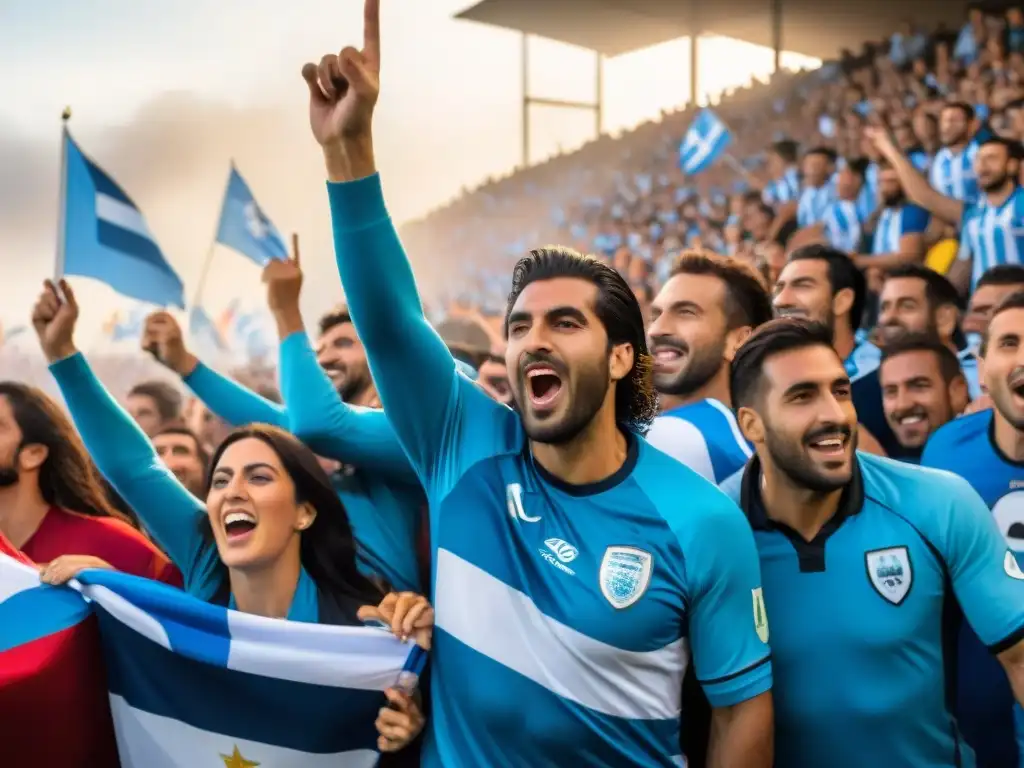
[455,0,972,60]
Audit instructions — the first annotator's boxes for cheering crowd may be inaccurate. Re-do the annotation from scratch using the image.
[6,1,1024,766]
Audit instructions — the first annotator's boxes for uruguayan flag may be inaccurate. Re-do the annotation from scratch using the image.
[679,109,732,175]
[215,166,289,266]
[72,569,422,768]
[61,131,185,308]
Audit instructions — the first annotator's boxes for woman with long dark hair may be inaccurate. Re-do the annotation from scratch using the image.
[32,280,429,752]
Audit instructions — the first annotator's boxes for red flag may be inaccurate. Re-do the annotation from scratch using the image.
[0,534,119,767]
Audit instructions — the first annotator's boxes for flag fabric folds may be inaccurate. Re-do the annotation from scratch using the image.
[215,166,289,266]
[0,550,421,768]
[0,541,120,767]
[678,109,733,176]
[61,131,185,308]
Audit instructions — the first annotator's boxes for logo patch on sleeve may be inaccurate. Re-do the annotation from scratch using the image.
[1005,551,1024,581]
[752,587,769,644]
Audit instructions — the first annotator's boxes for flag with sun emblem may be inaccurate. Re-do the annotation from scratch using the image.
[214,165,289,267]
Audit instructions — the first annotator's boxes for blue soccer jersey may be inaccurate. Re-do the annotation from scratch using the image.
[646,398,752,485]
[327,174,772,767]
[731,452,1024,767]
[923,411,1024,768]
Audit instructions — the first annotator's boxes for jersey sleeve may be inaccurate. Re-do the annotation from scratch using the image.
[936,474,1024,652]
[183,361,287,429]
[278,331,418,484]
[49,352,217,586]
[901,204,930,234]
[681,493,773,707]
[327,175,515,502]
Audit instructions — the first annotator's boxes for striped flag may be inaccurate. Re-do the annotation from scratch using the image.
[0,542,120,767]
[679,109,733,176]
[75,569,422,767]
[60,130,185,308]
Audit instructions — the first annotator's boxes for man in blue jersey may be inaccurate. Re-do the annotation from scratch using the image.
[728,317,1024,767]
[867,128,1023,293]
[879,333,969,463]
[796,147,838,228]
[646,250,772,484]
[929,102,981,203]
[301,7,773,765]
[923,291,1024,767]
[861,159,930,269]
[772,245,894,456]
[877,264,982,398]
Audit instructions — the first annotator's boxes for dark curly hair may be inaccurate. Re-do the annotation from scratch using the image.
[504,246,657,435]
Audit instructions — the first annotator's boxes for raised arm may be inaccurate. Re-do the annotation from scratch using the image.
[142,311,287,429]
[300,4,510,497]
[866,128,964,226]
[262,255,418,484]
[32,282,213,581]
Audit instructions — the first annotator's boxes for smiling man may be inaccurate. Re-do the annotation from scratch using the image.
[879,333,968,463]
[728,318,1024,767]
[922,291,1024,767]
[645,251,772,484]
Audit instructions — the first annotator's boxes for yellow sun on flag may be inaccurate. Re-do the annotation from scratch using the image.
[220,745,260,768]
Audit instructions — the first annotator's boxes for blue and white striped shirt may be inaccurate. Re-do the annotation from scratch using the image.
[872,204,931,255]
[763,167,801,206]
[958,347,983,400]
[646,398,753,485]
[857,163,880,219]
[930,142,979,203]
[958,186,1024,289]
[823,200,863,253]
[797,182,837,228]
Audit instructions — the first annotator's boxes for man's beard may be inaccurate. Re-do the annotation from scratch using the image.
[881,191,906,207]
[518,354,611,446]
[0,460,18,488]
[981,172,1011,194]
[653,336,727,398]
[880,315,937,347]
[764,420,853,493]
[992,366,1024,431]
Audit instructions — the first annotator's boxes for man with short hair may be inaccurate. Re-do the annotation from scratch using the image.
[879,333,968,462]
[868,130,1024,293]
[126,380,183,437]
[862,159,930,270]
[876,263,981,398]
[729,318,1024,767]
[797,147,838,228]
[0,381,180,585]
[772,244,895,455]
[152,425,208,498]
[965,264,1024,343]
[302,9,774,763]
[922,291,1024,768]
[929,101,981,203]
[646,251,772,483]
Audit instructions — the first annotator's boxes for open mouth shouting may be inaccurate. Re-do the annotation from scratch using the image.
[1009,368,1024,402]
[222,508,258,545]
[774,306,808,320]
[805,426,852,460]
[524,362,564,412]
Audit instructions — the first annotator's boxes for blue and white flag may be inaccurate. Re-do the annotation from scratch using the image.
[215,166,289,266]
[72,568,421,767]
[61,131,185,308]
[679,109,733,176]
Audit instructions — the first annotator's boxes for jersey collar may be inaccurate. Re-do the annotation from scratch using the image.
[739,454,866,572]
[530,430,639,497]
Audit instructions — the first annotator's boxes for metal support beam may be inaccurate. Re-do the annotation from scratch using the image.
[772,0,783,72]
[520,32,603,168]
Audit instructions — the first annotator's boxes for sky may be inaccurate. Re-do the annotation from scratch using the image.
[0,0,819,349]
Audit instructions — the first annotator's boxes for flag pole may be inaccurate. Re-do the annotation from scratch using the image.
[291,233,299,260]
[721,151,753,180]
[191,163,235,309]
[54,107,72,283]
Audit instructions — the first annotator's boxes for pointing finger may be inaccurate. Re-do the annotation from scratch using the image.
[363,0,381,71]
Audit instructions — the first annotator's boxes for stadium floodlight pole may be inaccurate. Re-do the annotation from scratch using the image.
[54,106,72,284]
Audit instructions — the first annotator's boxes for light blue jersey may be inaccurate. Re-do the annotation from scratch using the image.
[797,182,837,228]
[327,174,772,767]
[958,186,1024,291]
[872,204,930,255]
[931,142,980,203]
[923,411,1024,767]
[646,398,752,484]
[822,199,863,253]
[763,166,801,205]
[731,452,1024,767]
[181,354,424,592]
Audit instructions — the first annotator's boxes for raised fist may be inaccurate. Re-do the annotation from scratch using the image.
[142,311,197,377]
[31,280,79,363]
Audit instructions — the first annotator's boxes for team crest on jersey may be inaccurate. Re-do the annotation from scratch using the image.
[1005,551,1024,581]
[865,546,912,605]
[599,546,653,609]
